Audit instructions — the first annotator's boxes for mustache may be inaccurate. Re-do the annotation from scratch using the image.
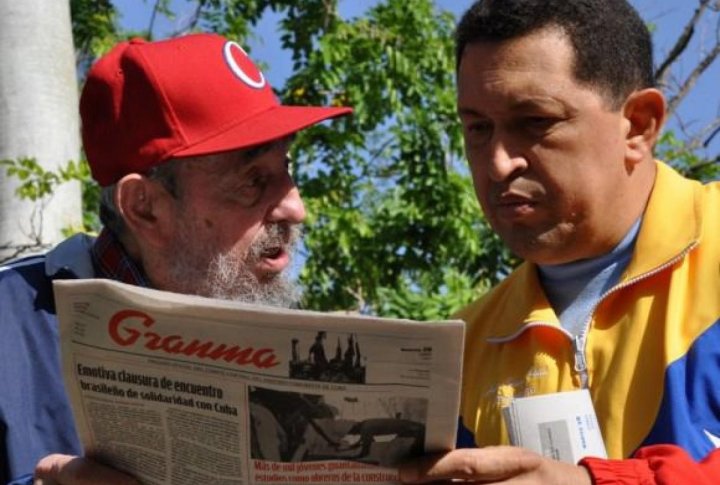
[248,223,302,261]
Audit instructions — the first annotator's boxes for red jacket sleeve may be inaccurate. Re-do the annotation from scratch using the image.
[579,445,720,485]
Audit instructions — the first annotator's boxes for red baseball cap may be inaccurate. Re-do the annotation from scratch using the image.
[80,33,352,186]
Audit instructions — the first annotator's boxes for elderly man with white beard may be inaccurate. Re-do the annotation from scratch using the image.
[0,33,350,485]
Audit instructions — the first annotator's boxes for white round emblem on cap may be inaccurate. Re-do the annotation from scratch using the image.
[223,41,266,89]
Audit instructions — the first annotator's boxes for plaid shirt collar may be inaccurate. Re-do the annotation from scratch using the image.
[91,228,150,287]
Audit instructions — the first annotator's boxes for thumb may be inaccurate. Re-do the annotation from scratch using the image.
[399,446,542,483]
[35,454,140,485]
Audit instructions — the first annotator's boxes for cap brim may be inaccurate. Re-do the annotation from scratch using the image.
[171,105,352,158]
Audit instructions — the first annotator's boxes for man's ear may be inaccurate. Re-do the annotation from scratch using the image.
[115,174,174,249]
[623,88,667,166]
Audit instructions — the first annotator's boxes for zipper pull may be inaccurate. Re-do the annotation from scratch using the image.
[573,335,589,388]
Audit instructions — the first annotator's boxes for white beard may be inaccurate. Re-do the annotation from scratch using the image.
[167,223,301,308]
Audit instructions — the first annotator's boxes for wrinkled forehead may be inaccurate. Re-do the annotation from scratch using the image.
[456,30,579,107]
[176,135,294,175]
[458,27,621,111]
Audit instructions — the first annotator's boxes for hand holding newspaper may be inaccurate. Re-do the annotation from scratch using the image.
[54,279,465,485]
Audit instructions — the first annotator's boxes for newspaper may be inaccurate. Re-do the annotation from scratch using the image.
[54,279,465,485]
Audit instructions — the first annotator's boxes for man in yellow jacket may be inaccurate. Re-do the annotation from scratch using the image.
[400,0,720,483]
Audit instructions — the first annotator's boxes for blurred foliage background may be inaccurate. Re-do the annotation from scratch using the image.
[3,0,718,319]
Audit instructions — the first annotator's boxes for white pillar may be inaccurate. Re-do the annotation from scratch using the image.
[0,0,82,260]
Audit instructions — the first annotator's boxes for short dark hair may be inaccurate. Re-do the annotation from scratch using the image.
[455,0,655,108]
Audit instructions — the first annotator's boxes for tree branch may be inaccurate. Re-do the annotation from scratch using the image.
[366,138,396,167]
[687,154,720,176]
[675,115,720,152]
[666,41,720,116]
[654,0,712,87]
[705,122,720,147]
[147,0,162,40]
[0,239,49,264]
[169,1,204,38]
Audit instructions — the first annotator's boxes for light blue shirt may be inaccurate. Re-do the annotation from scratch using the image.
[538,219,642,337]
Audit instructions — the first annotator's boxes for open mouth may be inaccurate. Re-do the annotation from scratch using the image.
[252,224,300,273]
[254,245,290,275]
[261,245,284,260]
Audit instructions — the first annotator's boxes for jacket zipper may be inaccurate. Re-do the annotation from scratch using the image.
[489,241,699,388]
[572,240,698,389]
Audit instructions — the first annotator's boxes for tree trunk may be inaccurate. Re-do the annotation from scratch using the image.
[0,0,81,261]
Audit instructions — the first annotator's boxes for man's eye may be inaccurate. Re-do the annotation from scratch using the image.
[229,175,267,207]
[242,176,268,196]
[463,121,493,145]
[466,121,492,133]
[523,116,557,131]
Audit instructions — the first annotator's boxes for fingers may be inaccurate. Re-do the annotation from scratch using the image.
[34,454,141,485]
[398,446,542,483]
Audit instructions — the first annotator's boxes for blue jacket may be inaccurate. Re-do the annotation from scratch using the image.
[0,235,96,484]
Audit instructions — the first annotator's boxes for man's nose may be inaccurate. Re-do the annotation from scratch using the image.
[486,135,527,182]
[267,173,306,224]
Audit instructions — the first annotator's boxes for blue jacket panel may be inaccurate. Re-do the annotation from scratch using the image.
[0,235,95,484]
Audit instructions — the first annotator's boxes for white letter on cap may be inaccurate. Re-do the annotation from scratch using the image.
[223,41,266,89]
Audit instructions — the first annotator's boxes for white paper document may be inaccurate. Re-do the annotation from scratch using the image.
[502,389,607,464]
[54,279,465,485]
